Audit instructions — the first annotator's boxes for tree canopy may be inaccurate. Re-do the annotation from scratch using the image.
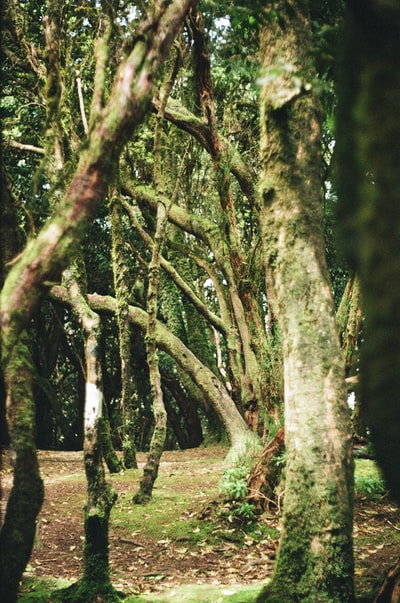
[2,0,399,601]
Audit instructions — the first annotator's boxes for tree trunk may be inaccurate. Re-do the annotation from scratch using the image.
[100,414,124,474]
[110,199,138,469]
[256,2,354,601]
[336,0,400,505]
[52,286,261,464]
[0,335,44,603]
[134,68,179,503]
[336,2,400,596]
[57,273,119,602]
[336,274,362,378]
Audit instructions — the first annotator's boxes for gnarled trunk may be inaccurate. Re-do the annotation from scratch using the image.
[256,2,354,601]
[0,336,44,603]
[57,272,119,602]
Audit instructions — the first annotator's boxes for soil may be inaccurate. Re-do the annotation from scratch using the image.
[1,447,400,601]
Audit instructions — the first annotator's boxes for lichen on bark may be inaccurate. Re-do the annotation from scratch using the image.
[256,2,354,601]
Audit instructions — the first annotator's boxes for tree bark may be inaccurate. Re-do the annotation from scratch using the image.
[99,414,124,474]
[56,271,119,602]
[256,2,354,601]
[51,286,260,463]
[336,0,400,505]
[134,58,183,503]
[336,2,400,598]
[336,274,362,378]
[111,199,138,469]
[0,335,44,603]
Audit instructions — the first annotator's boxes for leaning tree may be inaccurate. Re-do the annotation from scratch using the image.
[0,1,194,601]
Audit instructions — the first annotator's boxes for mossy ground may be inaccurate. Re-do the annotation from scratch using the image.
[18,577,263,602]
[1,448,399,602]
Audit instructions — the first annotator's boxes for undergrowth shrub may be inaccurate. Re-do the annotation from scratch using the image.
[354,458,387,501]
[218,465,256,523]
[354,474,386,501]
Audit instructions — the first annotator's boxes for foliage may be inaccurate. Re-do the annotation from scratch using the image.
[354,460,387,502]
[218,465,256,523]
[0,0,352,457]
[0,0,366,600]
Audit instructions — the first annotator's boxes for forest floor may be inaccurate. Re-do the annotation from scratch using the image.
[1,445,400,602]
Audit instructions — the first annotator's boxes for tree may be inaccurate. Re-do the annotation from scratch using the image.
[1,1,365,600]
[336,0,400,599]
[255,2,354,601]
[0,1,194,601]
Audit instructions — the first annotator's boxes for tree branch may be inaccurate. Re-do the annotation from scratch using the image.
[153,96,257,206]
[0,0,194,364]
[49,285,257,453]
[6,140,45,155]
[119,197,226,334]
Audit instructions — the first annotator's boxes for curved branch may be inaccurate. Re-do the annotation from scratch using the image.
[6,140,45,155]
[119,197,227,334]
[50,285,257,455]
[153,96,258,206]
[0,0,194,364]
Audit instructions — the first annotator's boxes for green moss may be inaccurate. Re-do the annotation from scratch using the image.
[1,335,45,603]
[52,579,122,603]
[19,579,263,603]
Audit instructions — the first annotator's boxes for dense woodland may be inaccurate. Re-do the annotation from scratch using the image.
[1,1,400,602]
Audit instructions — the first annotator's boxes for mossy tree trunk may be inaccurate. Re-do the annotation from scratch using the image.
[336,3,400,599]
[134,56,180,504]
[336,0,400,505]
[57,268,119,602]
[336,274,362,379]
[256,3,354,601]
[111,199,138,469]
[336,275,364,437]
[100,409,124,474]
[0,335,44,603]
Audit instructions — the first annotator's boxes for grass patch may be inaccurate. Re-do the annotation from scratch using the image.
[18,576,72,601]
[18,580,264,603]
[110,467,221,545]
[354,459,387,501]
[124,582,265,602]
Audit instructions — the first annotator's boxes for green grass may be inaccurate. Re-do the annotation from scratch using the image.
[110,468,220,544]
[18,578,264,603]
[354,459,387,501]
[124,582,265,602]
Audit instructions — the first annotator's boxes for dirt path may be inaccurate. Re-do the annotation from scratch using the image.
[2,447,400,600]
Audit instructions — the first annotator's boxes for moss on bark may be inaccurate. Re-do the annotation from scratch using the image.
[111,199,138,470]
[336,0,400,506]
[54,421,119,603]
[257,2,354,600]
[99,416,124,474]
[0,335,44,603]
